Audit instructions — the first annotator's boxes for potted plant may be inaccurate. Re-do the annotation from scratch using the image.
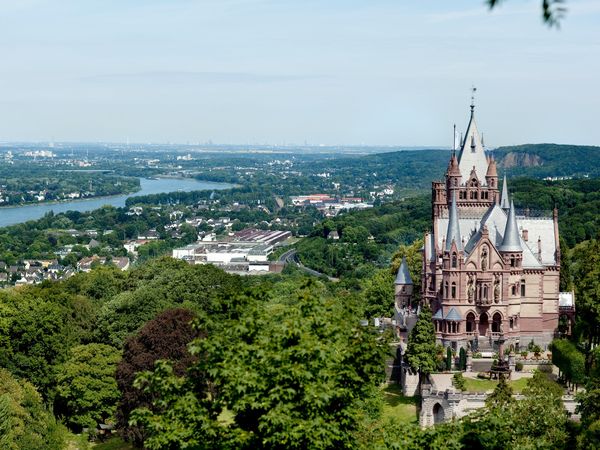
[520,351,528,359]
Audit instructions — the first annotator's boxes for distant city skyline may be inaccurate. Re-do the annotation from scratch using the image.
[0,0,598,146]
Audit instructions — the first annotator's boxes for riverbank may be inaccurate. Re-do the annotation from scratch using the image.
[0,177,233,228]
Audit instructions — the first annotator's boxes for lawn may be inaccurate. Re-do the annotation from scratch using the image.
[65,433,134,450]
[381,383,419,424]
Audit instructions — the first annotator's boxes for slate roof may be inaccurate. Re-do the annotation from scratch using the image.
[445,193,462,251]
[395,256,413,285]
[445,307,461,321]
[498,199,522,252]
[458,109,489,186]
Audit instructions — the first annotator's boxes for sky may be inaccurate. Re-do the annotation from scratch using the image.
[0,0,598,146]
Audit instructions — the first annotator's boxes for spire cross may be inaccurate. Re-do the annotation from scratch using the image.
[470,85,477,114]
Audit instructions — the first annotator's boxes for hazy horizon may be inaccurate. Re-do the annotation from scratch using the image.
[0,0,598,146]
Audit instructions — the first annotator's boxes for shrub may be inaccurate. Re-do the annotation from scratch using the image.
[446,346,453,371]
[515,361,524,372]
[521,351,528,359]
[539,364,553,374]
[452,372,467,391]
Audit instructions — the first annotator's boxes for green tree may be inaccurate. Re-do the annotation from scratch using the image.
[571,240,600,346]
[0,368,66,449]
[133,281,388,449]
[485,375,514,409]
[361,269,395,318]
[55,343,121,430]
[405,306,436,386]
[446,346,453,371]
[459,347,466,371]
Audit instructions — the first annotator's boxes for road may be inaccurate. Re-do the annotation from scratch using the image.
[278,249,339,282]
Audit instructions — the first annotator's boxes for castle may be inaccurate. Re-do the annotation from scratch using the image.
[394,101,574,351]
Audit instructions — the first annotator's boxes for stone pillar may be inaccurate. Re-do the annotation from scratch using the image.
[508,351,515,372]
[466,349,473,372]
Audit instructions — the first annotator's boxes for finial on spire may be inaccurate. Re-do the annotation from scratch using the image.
[470,85,477,115]
[453,124,457,155]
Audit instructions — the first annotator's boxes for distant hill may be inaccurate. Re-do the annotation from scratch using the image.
[354,144,600,195]
[493,143,600,178]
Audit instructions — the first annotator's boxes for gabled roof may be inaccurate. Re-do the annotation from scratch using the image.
[432,308,444,320]
[458,109,489,186]
[395,256,413,285]
[445,193,462,252]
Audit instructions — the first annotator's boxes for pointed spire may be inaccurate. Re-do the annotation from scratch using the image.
[500,176,509,209]
[499,199,522,252]
[395,256,413,285]
[447,152,461,177]
[486,156,497,178]
[445,192,462,252]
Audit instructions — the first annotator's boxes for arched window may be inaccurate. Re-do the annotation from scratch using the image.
[492,312,502,333]
[520,279,526,296]
[444,282,449,298]
[451,254,457,268]
[510,256,516,267]
[483,285,488,300]
[511,285,517,296]
[466,312,475,333]
[451,282,457,299]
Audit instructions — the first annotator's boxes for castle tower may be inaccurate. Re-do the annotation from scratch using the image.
[423,96,562,351]
[395,256,413,309]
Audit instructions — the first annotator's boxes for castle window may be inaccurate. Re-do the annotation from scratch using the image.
[509,317,514,330]
[510,256,516,267]
[451,282,457,299]
[521,279,526,297]
[444,282,449,298]
[483,285,488,300]
[511,285,517,296]
[451,254,457,268]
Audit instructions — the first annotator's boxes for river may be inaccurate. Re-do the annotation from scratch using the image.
[0,177,232,228]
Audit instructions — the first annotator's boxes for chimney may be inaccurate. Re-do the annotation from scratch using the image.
[537,236,542,261]
[522,229,528,241]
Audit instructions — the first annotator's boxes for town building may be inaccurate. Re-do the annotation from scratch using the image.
[396,101,572,352]
[172,229,291,274]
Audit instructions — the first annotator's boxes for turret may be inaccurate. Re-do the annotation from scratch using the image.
[395,256,413,309]
[445,192,462,252]
[485,156,498,190]
[499,199,523,268]
[446,152,462,191]
[500,176,510,209]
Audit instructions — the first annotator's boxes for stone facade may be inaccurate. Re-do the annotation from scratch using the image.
[418,104,563,352]
[419,385,579,427]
